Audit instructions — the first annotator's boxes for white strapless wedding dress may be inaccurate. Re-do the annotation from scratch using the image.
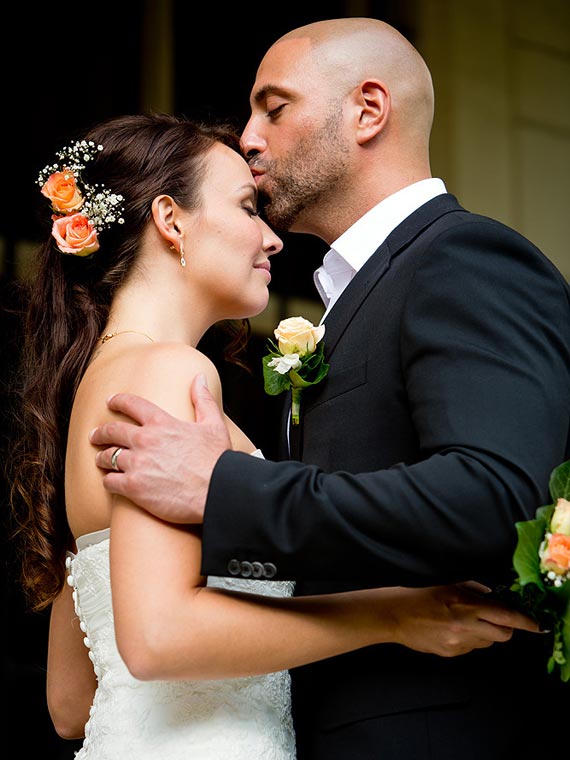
[66,455,296,759]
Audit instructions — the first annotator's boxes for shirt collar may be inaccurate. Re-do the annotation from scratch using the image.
[314,178,447,309]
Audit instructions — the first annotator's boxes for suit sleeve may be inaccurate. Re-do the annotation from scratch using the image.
[201,219,570,587]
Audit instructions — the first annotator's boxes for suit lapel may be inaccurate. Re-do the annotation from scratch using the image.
[322,194,463,361]
[286,193,464,459]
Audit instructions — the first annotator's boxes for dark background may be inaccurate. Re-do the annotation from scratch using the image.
[1,2,412,755]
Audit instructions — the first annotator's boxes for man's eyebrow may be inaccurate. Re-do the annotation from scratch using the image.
[252,85,289,105]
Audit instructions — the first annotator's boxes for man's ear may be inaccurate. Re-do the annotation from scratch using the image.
[353,79,390,145]
[151,194,181,248]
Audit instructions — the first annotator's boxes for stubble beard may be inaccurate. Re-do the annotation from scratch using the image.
[259,110,349,233]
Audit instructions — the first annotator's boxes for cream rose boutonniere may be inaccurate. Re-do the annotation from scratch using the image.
[262,316,329,425]
[497,459,570,682]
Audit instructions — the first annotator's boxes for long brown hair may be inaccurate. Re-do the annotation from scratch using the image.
[10,113,249,611]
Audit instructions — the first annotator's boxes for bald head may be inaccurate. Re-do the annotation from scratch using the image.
[271,17,434,138]
[242,17,436,239]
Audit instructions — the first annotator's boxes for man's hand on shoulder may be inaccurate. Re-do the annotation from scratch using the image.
[89,374,231,523]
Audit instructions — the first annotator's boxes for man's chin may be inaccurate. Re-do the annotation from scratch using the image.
[263,206,293,233]
[257,189,300,233]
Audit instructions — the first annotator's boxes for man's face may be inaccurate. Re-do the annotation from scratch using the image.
[241,38,349,234]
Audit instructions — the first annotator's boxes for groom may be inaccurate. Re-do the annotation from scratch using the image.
[91,18,570,759]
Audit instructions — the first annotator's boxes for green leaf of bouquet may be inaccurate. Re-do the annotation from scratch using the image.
[512,512,550,587]
[547,582,570,681]
[549,459,570,501]
[559,600,570,682]
[262,356,291,395]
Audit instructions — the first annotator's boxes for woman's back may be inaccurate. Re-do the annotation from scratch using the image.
[63,338,298,757]
[68,528,296,759]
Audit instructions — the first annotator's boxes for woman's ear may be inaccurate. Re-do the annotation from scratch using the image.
[353,79,390,145]
[151,195,180,248]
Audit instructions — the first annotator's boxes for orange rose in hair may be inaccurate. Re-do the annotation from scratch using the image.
[51,213,99,256]
[42,170,84,214]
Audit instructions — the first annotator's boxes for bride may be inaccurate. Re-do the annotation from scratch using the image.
[10,112,539,759]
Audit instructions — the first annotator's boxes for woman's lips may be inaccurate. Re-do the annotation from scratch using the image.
[254,261,271,280]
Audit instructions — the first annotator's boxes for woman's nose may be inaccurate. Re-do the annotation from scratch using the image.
[262,221,283,255]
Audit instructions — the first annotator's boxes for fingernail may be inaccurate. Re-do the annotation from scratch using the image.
[89,428,97,441]
[195,373,207,388]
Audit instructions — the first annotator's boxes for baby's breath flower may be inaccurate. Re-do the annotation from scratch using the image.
[38,140,124,256]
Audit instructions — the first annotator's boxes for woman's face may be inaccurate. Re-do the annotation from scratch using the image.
[183,143,283,322]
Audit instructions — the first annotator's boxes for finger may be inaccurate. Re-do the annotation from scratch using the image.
[479,606,540,633]
[89,420,138,448]
[468,635,502,651]
[191,374,224,425]
[458,580,492,595]
[101,472,132,498]
[107,393,170,426]
[487,623,514,642]
[96,445,129,472]
[507,614,540,633]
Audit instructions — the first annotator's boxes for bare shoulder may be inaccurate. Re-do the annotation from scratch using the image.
[143,345,256,453]
[81,341,223,424]
[129,341,223,419]
[137,342,221,387]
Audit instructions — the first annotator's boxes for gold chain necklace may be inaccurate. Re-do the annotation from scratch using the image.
[98,330,155,344]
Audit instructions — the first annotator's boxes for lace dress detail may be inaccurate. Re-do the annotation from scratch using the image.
[67,526,296,759]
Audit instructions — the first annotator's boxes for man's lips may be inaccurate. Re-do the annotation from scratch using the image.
[249,166,265,184]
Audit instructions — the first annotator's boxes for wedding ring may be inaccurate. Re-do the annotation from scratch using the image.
[110,447,124,472]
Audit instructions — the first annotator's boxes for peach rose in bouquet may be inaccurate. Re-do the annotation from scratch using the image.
[539,499,570,580]
[506,462,570,682]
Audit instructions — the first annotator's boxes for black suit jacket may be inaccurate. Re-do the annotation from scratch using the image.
[202,195,570,757]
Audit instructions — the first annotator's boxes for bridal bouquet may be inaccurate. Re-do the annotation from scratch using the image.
[506,459,570,681]
[262,316,329,425]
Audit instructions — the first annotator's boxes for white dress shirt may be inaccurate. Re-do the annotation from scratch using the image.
[314,178,447,321]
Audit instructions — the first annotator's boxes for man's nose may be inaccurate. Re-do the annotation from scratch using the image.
[240,120,266,159]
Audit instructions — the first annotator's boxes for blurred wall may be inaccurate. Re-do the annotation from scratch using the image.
[418,0,570,279]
